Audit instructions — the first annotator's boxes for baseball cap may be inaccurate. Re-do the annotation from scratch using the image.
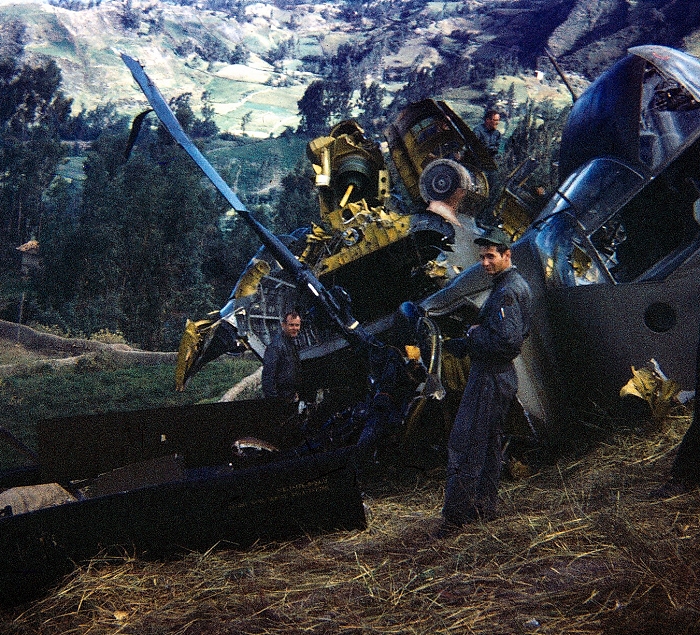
[474,226,513,248]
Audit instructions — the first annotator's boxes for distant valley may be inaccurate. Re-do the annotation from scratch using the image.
[2,0,700,137]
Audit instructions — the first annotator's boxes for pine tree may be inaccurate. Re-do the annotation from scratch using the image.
[35,125,226,350]
[297,81,330,135]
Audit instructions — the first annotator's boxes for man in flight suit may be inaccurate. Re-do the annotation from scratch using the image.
[262,311,302,402]
[473,109,502,157]
[437,227,533,536]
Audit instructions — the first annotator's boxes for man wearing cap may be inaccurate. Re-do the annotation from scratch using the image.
[437,226,533,536]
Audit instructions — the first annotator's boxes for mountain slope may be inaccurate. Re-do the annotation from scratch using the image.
[2,0,700,137]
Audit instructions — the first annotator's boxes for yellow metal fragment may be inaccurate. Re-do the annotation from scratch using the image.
[620,360,682,422]
[175,318,216,391]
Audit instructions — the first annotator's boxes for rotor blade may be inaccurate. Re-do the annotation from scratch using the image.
[120,53,376,347]
[122,52,250,215]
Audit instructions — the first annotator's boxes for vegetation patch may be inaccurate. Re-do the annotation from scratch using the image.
[0,339,69,366]
[0,355,260,455]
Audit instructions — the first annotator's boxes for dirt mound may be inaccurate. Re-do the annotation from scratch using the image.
[0,321,176,376]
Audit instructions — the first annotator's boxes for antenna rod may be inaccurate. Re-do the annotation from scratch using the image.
[544,47,578,103]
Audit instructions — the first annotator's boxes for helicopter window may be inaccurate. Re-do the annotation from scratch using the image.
[530,158,647,287]
[532,187,574,224]
[534,214,608,287]
[589,215,627,275]
[420,142,466,170]
[602,145,700,282]
[569,243,609,285]
[639,66,700,172]
[550,158,645,233]
[410,116,445,146]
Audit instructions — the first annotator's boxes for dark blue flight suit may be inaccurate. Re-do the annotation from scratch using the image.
[262,331,301,401]
[473,122,501,157]
[442,266,533,526]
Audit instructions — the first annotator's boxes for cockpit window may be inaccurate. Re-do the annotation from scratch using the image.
[537,158,645,233]
[410,116,443,146]
[532,159,641,287]
[534,213,610,287]
[537,150,700,287]
[639,66,700,172]
[600,149,700,282]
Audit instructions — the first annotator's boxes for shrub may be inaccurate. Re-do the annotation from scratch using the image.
[74,351,120,374]
[89,328,128,345]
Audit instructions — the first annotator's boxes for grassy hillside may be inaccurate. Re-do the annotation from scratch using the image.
[0,0,579,140]
[1,0,348,137]
[0,337,261,467]
[5,0,700,143]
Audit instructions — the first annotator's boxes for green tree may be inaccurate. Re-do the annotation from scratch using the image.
[61,102,128,141]
[272,161,318,234]
[0,50,71,261]
[297,80,330,135]
[357,81,387,136]
[297,79,352,135]
[169,92,218,139]
[119,0,140,29]
[36,127,226,350]
[506,82,517,118]
[240,111,252,135]
[263,37,295,65]
[0,19,26,61]
[499,99,570,196]
[169,93,196,133]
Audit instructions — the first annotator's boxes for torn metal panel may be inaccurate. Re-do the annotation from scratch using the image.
[1,398,366,606]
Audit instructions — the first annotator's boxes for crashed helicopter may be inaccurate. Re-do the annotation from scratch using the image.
[172,44,700,439]
[422,44,700,435]
[174,97,496,407]
[1,44,699,606]
[0,58,498,606]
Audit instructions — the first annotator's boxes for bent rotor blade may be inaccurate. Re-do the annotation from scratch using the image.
[120,53,376,348]
[121,53,248,214]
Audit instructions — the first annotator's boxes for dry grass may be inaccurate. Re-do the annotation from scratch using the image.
[2,415,699,635]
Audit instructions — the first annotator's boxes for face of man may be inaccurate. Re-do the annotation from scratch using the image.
[479,245,511,276]
[281,315,301,338]
[485,113,500,131]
